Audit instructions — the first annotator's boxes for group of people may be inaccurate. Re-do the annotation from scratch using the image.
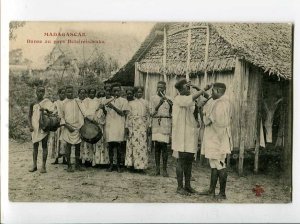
[28,79,232,199]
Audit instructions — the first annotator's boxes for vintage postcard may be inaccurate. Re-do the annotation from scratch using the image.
[8,21,293,205]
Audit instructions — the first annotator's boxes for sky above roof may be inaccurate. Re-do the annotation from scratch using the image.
[10,22,155,69]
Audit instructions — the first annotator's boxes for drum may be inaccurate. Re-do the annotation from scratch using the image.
[39,111,61,132]
[80,118,102,144]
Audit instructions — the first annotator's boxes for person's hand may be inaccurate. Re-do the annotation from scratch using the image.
[190,84,200,91]
[159,97,165,104]
[106,103,114,109]
[99,104,105,110]
[204,84,213,91]
[29,126,34,132]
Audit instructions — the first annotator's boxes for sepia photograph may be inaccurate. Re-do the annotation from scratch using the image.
[8,21,293,204]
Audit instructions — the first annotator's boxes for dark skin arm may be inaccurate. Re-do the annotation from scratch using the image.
[190,84,212,99]
[107,103,125,116]
[28,102,34,132]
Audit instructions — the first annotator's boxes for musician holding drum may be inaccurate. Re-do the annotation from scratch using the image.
[60,85,86,172]
[149,81,173,177]
[28,86,56,173]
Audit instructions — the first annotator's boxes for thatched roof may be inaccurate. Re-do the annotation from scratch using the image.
[111,22,292,85]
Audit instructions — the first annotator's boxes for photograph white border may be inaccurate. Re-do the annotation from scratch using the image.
[1,0,300,223]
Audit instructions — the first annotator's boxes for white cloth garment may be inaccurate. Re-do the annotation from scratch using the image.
[31,98,55,143]
[104,97,129,142]
[201,95,233,160]
[172,95,198,153]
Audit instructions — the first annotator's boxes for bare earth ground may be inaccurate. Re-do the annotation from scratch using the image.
[9,140,291,203]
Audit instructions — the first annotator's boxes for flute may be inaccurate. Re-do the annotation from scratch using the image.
[104,97,115,106]
[96,97,115,111]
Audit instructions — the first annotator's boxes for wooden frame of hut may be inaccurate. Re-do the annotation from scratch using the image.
[110,23,292,175]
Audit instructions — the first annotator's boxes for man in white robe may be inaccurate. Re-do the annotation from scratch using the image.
[104,83,129,172]
[172,79,206,195]
[60,85,86,172]
[28,86,55,173]
[199,83,233,199]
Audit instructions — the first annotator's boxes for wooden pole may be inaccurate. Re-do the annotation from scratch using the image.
[254,70,262,174]
[134,62,140,86]
[238,60,249,176]
[204,25,210,86]
[283,80,292,188]
[163,26,167,82]
[186,23,192,81]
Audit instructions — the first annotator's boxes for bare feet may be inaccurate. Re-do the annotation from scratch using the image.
[67,166,74,172]
[106,165,113,172]
[162,170,169,177]
[176,187,191,196]
[29,167,37,172]
[40,167,47,173]
[185,186,198,194]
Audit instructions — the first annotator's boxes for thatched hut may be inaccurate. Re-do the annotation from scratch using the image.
[110,22,293,175]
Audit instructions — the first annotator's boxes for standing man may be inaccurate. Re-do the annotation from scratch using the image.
[104,83,129,172]
[51,87,67,165]
[149,81,172,177]
[199,83,232,200]
[172,79,207,195]
[28,86,55,173]
[60,85,86,172]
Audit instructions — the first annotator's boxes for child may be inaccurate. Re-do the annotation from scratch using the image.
[28,86,55,173]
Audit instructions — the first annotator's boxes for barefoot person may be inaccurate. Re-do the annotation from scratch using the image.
[125,87,150,173]
[172,79,207,195]
[60,85,86,172]
[51,87,67,165]
[149,81,172,177]
[104,83,129,172]
[28,86,55,173]
[81,87,98,166]
[199,83,232,199]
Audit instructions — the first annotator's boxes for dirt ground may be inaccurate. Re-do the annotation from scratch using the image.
[9,140,291,203]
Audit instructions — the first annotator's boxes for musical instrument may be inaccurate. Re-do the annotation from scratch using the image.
[39,109,61,132]
[80,118,103,144]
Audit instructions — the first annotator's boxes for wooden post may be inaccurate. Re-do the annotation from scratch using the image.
[163,26,167,82]
[283,81,292,187]
[254,71,262,174]
[204,25,210,85]
[134,62,140,86]
[238,59,249,176]
[186,23,192,81]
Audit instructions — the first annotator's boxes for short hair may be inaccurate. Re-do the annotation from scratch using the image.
[157,81,166,86]
[36,85,45,91]
[88,87,96,94]
[57,87,65,94]
[213,83,226,93]
[126,87,134,93]
[175,79,188,91]
[111,82,121,89]
[134,86,144,93]
[78,87,86,94]
[65,85,73,90]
